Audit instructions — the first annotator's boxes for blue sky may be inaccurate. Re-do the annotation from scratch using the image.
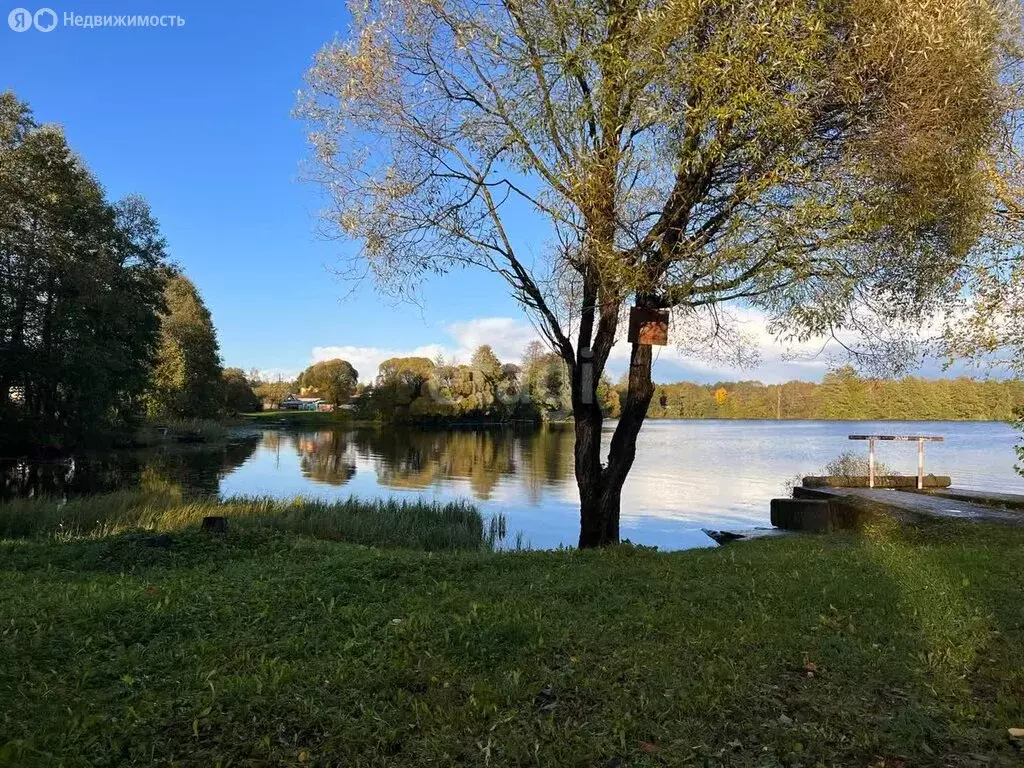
[1,1,982,384]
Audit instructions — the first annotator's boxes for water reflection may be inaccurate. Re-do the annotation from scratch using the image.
[5,421,1023,550]
[296,431,358,486]
[0,437,259,500]
[258,426,574,501]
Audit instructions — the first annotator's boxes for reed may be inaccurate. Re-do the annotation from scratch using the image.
[0,489,502,551]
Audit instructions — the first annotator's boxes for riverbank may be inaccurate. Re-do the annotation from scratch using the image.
[241,410,359,427]
[243,409,552,429]
[1,502,1023,766]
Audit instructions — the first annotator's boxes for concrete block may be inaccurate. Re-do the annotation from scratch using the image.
[801,475,951,489]
[770,498,832,533]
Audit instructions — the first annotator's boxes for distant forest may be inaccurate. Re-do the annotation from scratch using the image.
[256,352,1024,423]
[646,366,1024,421]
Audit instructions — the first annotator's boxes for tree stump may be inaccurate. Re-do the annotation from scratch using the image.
[201,516,228,534]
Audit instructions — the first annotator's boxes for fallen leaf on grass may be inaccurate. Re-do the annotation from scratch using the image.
[1009,728,1024,738]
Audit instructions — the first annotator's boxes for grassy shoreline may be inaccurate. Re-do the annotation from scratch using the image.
[1,496,1023,765]
[0,490,502,552]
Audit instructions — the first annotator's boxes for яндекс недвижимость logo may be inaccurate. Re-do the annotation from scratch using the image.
[8,7,57,31]
[8,8,183,31]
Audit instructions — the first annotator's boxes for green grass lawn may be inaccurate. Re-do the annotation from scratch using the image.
[1,501,1023,766]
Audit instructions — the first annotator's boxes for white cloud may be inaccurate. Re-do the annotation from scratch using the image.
[311,317,544,382]
[604,306,835,383]
[311,343,448,383]
[310,309,869,385]
[447,317,543,362]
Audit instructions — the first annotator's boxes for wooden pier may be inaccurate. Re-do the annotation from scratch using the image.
[770,432,1024,533]
[792,485,1024,527]
[709,433,1023,544]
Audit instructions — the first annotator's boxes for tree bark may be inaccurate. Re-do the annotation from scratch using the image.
[576,341,656,548]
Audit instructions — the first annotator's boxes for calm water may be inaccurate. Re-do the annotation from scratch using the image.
[4,420,1022,549]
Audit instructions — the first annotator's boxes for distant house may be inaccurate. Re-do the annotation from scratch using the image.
[279,393,323,411]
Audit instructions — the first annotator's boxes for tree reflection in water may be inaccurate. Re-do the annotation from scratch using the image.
[289,430,358,486]
[0,437,260,500]
[339,425,575,501]
[1,425,578,505]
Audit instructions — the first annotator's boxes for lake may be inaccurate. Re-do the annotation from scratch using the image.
[3,420,1022,549]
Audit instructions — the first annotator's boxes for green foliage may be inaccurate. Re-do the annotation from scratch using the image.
[1013,409,1024,477]
[597,376,621,418]
[824,451,895,478]
[358,345,619,424]
[0,92,168,449]
[0,489,500,551]
[298,359,358,405]
[783,451,897,495]
[470,345,501,384]
[520,341,571,415]
[145,273,223,420]
[300,0,1021,544]
[221,368,261,414]
[2,521,1024,764]
[251,376,298,408]
[378,357,435,388]
[643,367,1024,421]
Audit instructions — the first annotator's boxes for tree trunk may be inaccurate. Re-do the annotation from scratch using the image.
[576,341,656,548]
[573,347,606,547]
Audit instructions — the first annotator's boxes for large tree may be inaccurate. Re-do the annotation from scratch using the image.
[0,92,167,446]
[222,367,261,414]
[145,273,223,420]
[298,358,359,404]
[300,0,1018,546]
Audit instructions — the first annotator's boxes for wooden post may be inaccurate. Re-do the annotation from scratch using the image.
[847,434,944,489]
[868,437,875,489]
[917,438,925,490]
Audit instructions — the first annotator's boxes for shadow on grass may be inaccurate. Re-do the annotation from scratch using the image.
[2,521,1024,765]
[0,528,267,575]
[861,518,1024,761]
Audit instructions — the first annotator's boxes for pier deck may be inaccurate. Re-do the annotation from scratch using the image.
[794,485,1024,526]
[912,487,1024,510]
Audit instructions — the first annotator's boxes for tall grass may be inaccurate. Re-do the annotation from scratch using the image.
[0,490,503,551]
[783,450,897,493]
[823,450,895,477]
[133,418,235,446]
